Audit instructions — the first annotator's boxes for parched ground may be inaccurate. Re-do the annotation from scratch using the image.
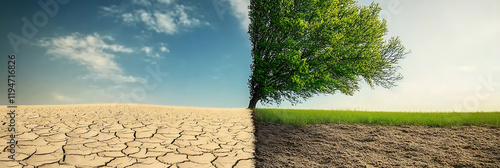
[0,104,255,168]
[254,121,500,168]
[2,105,499,168]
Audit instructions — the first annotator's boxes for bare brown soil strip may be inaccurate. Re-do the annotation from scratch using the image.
[254,121,500,168]
[1,104,255,168]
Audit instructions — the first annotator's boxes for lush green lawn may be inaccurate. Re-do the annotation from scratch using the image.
[254,108,500,127]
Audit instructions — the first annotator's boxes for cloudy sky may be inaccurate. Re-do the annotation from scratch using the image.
[1,0,499,112]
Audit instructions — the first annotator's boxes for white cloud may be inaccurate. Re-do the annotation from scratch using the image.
[39,33,143,84]
[100,2,205,35]
[175,5,201,27]
[132,0,151,6]
[100,5,122,16]
[152,53,160,59]
[140,45,165,64]
[137,10,155,26]
[122,13,136,23]
[160,46,169,52]
[153,12,177,34]
[158,0,174,5]
[225,0,250,30]
[141,46,152,54]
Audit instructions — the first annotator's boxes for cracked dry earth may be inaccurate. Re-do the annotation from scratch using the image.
[0,104,255,168]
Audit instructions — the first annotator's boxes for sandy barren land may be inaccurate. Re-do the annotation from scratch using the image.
[0,104,255,168]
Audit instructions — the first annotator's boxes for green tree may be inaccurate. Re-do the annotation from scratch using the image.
[247,0,409,109]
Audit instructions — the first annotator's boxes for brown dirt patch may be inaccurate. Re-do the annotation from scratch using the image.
[254,121,500,167]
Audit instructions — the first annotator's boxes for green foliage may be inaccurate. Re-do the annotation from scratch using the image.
[254,108,500,127]
[248,0,409,107]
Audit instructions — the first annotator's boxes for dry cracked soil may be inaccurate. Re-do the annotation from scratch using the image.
[1,104,255,168]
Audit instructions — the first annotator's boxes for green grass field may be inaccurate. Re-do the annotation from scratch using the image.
[254,108,500,127]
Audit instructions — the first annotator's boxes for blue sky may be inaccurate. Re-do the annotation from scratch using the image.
[1,0,499,111]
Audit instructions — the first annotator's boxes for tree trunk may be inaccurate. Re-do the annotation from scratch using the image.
[247,96,259,109]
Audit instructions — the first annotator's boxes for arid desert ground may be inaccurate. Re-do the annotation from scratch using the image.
[0,104,255,168]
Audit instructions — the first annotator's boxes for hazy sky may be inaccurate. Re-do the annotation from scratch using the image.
[1,0,499,112]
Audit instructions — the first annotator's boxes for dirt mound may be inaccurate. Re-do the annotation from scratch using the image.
[254,121,500,167]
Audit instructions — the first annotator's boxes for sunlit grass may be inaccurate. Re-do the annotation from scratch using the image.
[254,108,500,127]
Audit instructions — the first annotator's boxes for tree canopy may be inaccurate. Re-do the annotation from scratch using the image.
[247,0,409,109]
